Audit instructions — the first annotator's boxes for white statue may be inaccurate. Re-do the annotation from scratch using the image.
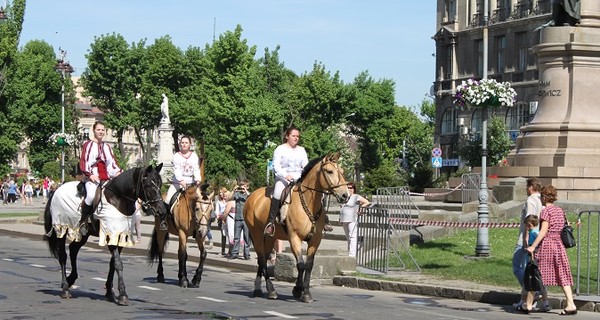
[160,93,170,123]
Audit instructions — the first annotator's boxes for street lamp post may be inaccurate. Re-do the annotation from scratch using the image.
[54,48,73,183]
[475,0,490,257]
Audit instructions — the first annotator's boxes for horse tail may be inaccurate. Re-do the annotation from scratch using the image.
[148,228,169,265]
[43,194,59,259]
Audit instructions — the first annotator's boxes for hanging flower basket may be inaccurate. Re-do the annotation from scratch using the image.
[49,132,76,147]
[453,78,517,110]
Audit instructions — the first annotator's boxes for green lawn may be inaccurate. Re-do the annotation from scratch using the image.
[0,212,39,218]
[375,213,599,294]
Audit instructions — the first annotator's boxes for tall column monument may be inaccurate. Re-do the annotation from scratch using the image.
[498,1,600,200]
[157,94,174,183]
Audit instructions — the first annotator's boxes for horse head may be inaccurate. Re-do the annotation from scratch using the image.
[194,183,214,238]
[318,152,349,203]
[139,163,166,218]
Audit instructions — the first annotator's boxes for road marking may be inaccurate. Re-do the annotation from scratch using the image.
[139,286,161,291]
[29,264,46,268]
[92,277,106,281]
[2,258,14,262]
[264,311,297,319]
[197,296,227,302]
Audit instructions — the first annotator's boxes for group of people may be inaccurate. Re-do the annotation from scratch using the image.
[513,177,577,315]
[1,176,55,206]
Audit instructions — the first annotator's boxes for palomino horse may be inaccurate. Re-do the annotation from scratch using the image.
[43,164,165,305]
[148,183,214,287]
[244,152,349,302]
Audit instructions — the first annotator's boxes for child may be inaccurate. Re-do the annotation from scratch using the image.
[523,214,551,312]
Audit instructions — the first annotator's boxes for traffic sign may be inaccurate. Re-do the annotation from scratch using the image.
[431,147,442,158]
[431,157,442,168]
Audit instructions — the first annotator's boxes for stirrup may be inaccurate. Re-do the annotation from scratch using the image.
[159,219,168,230]
[264,223,275,237]
[79,222,89,236]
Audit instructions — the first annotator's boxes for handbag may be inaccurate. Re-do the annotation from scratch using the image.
[523,258,543,292]
[561,214,576,248]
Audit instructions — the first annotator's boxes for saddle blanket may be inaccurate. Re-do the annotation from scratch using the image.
[50,181,134,247]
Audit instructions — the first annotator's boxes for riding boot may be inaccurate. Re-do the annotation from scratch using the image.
[159,201,169,230]
[78,203,94,236]
[264,198,280,237]
[323,214,333,232]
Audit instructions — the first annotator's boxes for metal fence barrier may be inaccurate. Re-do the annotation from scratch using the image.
[356,186,420,274]
[575,211,600,297]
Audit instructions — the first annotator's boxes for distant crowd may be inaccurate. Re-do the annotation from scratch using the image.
[1,176,57,205]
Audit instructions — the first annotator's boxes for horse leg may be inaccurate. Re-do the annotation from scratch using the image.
[288,235,310,301]
[177,232,190,288]
[191,236,207,287]
[66,235,88,287]
[105,246,116,303]
[298,243,321,303]
[155,230,167,283]
[262,237,278,299]
[56,236,72,299]
[107,245,129,306]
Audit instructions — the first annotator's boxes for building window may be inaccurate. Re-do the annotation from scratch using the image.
[445,0,457,22]
[445,45,453,79]
[476,39,484,77]
[471,108,483,135]
[506,102,530,131]
[441,107,457,134]
[495,35,506,74]
[516,32,528,71]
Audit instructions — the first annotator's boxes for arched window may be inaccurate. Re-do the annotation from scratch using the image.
[471,108,483,134]
[441,107,457,134]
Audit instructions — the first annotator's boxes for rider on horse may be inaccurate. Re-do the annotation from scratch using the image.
[78,121,122,236]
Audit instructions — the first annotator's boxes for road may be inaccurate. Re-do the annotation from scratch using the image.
[1,234,595,320]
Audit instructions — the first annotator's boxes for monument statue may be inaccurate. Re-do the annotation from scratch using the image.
[535,0,580,31]
[160,93,170,123]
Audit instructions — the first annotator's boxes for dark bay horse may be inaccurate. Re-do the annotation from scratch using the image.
[244,152,349,302]
[43,164,165,305]
[148,183,214,287]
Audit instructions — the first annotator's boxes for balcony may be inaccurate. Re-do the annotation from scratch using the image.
[491,7,511,23]
[512,1,533,19]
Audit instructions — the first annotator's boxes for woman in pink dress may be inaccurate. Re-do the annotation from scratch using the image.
[525,185,577,315]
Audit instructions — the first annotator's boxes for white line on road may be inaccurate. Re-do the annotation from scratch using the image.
[2,258,14,261]
[139,286,161,291]
[264,311,297,319]
[92,277,106,282]
[197,296,227,302]
[29,264,46,268]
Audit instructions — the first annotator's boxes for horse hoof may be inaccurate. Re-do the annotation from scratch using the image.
[60,290,71,299]
[253,289,263,297]
[117,295,129,306]
[105,292,116,303]
[292,286,302,299]
[180,280,189,288]
[301,294,313,303]
[268,291,279,300]
[157,275,165,283]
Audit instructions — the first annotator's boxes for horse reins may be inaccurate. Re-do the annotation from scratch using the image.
[105,168,162,215]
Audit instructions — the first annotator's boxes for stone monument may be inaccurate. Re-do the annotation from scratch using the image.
[157,93,174,183]
[493,0,600,201]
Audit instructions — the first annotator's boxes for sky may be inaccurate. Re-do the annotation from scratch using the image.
[18,0,437,108]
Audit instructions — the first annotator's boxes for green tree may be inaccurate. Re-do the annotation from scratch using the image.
[459,115,512,167]
[80,33,139,155]
[0,0,26,173]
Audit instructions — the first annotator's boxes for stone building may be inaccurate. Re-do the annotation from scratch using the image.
[433,0,551,172]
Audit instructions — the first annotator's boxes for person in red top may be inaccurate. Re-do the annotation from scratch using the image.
[78,121,122,235]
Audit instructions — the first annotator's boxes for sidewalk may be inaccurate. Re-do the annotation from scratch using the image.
[1,199,598,313]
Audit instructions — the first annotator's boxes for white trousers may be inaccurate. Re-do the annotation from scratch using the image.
[342,221,358,257]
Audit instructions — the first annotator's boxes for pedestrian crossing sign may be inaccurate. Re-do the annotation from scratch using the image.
[431,157,442,168]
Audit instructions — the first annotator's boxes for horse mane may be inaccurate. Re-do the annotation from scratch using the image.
[297,155,325,184]
[108,167,141,194]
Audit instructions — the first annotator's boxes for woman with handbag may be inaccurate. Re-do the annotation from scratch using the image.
[525,185,577,315]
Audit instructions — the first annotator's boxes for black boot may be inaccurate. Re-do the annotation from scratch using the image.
[264,198,280,237]
[159,201,169,230]
[79,203,94,236]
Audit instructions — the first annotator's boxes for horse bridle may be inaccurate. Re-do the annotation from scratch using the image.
[297,159,345,226]
[195,197,213,226]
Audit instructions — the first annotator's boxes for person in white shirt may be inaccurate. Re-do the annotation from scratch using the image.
[339,182,370,257]
[264,127,308,237]
[163,135,201,230]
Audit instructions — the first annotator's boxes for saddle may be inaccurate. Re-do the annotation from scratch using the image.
[166,188,185,215]
[77,180,105,217]
[266,183,295,226]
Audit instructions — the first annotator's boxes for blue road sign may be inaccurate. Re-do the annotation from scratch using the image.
[431,157,442,168]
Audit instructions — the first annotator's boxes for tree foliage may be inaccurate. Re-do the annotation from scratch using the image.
[459,115,512,167]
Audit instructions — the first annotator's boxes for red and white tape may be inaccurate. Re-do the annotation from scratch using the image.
[388,218,520,228]
[406,183,464,197]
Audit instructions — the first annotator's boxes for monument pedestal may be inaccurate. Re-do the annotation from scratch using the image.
[157,121,174,184]
[504,2,600,200]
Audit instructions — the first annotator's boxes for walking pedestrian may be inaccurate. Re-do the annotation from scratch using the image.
[339,182,370,257]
